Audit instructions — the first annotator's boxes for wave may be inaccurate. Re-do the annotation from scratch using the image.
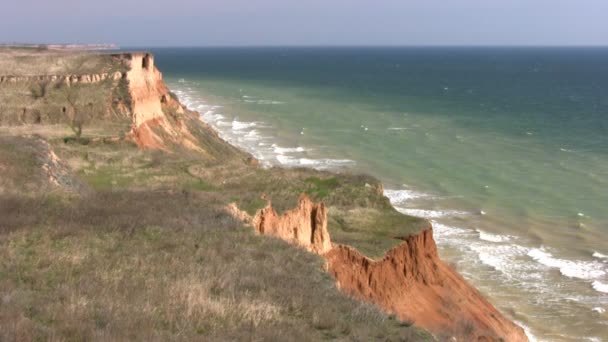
[231,120,257,131]
[476,229,512,243]
[527,247,606,280]
[514,321,542,342]
[272,144,306,154]
[396,207,469,219]
[276,155,355,169]
[242,96,285,105]
[172,80,608,339]
[591,281,608,294]
[592,251,608,260]
[383,188,428,205]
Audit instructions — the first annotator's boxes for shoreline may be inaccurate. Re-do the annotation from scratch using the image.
[169,80,535,340]
[167,77,606,341]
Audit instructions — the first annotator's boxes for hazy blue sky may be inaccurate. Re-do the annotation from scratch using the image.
[1,0,607,46]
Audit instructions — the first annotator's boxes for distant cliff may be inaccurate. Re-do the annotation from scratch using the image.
[0,50,239,158]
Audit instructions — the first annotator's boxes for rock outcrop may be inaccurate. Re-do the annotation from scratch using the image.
[243,196,528,341]
[252,194,332,255]
[326,229,528,341]
[116,53,211,153]
[121,53,169,127]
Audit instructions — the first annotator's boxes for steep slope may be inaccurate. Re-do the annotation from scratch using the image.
[245,196,528,341]
[252,195,332,255]
[2,49,527,341]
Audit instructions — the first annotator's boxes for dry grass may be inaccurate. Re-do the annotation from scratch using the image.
[0,110,433,340]
[0,48,123,76]
[0,191,431,341]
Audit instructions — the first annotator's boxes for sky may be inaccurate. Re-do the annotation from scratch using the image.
[1,0,607,46]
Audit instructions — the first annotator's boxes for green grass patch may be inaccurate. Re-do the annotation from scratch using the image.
[303,176,339,199]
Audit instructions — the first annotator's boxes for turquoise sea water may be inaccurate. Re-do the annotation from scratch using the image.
[149,47,608,341]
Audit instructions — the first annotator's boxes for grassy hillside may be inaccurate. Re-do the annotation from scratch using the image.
[0,126,432,341]
[0,48,432,340]
[0,48,131,126]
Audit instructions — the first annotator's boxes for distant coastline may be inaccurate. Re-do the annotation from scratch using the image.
[0,43,118,51]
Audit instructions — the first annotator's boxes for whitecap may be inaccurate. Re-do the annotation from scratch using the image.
[272,144,306,154]
[231,120,256,130]
[387,127,410,131]
[527,248,606,280]
[592,281,608,293]
[592,251,608,259]
[274,155,353,170]
[301,158,355,169]
[384,189,428,206]
[592,307,606,314]
[476,229,511,243]
[276,154,296,165]
[430,221,471,239]
[469,243,532,276]
[514,321,541,342]
[396,208,468,219]
[257,100,285,105]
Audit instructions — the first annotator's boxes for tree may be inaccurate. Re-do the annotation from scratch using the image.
[64,87,86,140]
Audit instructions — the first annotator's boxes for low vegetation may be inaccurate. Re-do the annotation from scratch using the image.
[0,49,433,339]
[0,125,432,341]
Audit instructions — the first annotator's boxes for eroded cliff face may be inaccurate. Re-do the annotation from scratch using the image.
[116,53,211,154]
[252,195,332,254]
[122,53,168,127]
[327,230,527,341]
[245,196,528,341]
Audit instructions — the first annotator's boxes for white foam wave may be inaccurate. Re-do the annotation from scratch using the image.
[528,248,606,280]
[592,307,606,314]
[470,243,532,276]
[430,221,472,242]
[396,207,468,219]
[243,97,285,105]
[257,100,285,105]
[232,120,256,130]
[384,188,428,206]
[591,281,608,293]
[476,229,511,243]
[276,155,354,169]
[272,144,306,154]
[202,112,225,122]
[592,251,608,259]
[387,127,410,131]
[515,321,542,342]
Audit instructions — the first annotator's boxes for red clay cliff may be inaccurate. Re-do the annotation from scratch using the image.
[247,195,528,341]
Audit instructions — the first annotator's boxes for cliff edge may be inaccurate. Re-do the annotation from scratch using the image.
[1,49,527,341]
[241,195,528,341]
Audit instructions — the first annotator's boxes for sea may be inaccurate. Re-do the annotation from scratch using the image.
[145,47,608,341]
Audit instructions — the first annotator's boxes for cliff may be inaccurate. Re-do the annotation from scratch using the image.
[244,196,528,341]
[252,195,332,254]
[0,50,242,160]
[1,49,527,341]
